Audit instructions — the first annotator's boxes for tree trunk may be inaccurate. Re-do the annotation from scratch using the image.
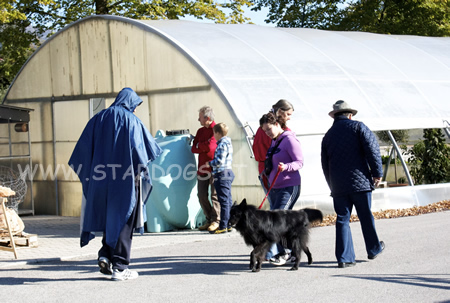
[95,0,109,15]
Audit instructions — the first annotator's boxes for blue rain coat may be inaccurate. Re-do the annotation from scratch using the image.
[69,88,162,248]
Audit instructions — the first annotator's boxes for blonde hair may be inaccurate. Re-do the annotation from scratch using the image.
[213,122,228,137]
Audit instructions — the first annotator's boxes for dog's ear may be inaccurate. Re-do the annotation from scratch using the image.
[241,198,247,207]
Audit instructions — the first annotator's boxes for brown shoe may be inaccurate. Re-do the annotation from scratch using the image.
[207,222,219,232]
[198,222,210,231]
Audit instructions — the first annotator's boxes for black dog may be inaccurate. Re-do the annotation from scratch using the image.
[229,199,323,272]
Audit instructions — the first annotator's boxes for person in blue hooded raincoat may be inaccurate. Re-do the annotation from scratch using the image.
[69,87,162,281]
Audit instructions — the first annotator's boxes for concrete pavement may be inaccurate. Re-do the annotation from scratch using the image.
[0,211,449,302]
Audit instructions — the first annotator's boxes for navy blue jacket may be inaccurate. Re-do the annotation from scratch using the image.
[321,116,383,197]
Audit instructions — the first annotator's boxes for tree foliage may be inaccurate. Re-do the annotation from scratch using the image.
[334,0,450,36]
[251,0,345,28]
[0,19,37,88]
[376,130,410,145]
[251,0,450,35]
[0,0,26,23]
[0,0,53,89]
[1,0,54,23]
[22,0,253,35]
[404,129,450,184]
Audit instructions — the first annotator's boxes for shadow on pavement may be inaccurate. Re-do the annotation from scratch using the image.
[333,273,450,290]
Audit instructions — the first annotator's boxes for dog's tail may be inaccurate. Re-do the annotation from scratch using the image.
[304,208,323,224]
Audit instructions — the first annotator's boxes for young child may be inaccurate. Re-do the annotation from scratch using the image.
[207,123,235,234]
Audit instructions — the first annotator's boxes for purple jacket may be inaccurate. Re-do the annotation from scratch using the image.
[267,131,303,188]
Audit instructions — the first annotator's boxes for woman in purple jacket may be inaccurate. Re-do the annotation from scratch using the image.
[260,112,304,265]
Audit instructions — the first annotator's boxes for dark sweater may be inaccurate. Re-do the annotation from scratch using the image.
[321,116,383,197]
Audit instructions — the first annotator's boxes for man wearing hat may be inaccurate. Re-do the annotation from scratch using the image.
[321,100,385,268]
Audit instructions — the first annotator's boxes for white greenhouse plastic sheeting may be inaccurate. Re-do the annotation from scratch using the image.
[140,20,450,135]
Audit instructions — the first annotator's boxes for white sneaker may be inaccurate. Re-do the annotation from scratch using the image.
[269,256,286,266]
[269,253,291,266]
[111,268,139,281]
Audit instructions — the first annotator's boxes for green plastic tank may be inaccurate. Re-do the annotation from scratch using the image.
[146,129,206,232]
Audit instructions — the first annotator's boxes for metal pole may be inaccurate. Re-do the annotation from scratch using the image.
[7,121,13,169]
[387,130,414,186]
[242,123,255,159]
[51,100,59,215]
[443,120,450,139]
[445,128,450,139]
[28,127,34,215]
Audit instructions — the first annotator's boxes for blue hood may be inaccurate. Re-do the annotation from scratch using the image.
[110,87,143,112]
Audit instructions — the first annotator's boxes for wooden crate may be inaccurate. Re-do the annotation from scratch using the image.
[0,232,38,248]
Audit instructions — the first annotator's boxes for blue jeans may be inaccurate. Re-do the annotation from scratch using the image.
[213,169,235,230]
[266,185,301,259]
[333,191,383,263]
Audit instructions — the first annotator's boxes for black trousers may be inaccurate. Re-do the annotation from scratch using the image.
[98,203,138,271]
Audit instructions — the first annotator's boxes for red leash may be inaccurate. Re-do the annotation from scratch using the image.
[258,165,283,209]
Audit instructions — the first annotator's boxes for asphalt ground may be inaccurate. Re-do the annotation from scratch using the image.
[0,211,449,302]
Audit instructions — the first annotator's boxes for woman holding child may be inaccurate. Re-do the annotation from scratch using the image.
[259,108,303,265]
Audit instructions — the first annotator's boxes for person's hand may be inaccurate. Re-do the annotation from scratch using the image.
[278,163,286,172]
[373,177,382,187]
[205,162,210,168]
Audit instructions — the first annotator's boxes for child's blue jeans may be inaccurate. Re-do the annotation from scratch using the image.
[213,169,235,230]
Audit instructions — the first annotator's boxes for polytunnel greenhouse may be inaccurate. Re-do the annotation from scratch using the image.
[2,15,450,217]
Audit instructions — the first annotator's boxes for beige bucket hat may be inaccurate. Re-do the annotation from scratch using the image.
[329,100,358,118]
